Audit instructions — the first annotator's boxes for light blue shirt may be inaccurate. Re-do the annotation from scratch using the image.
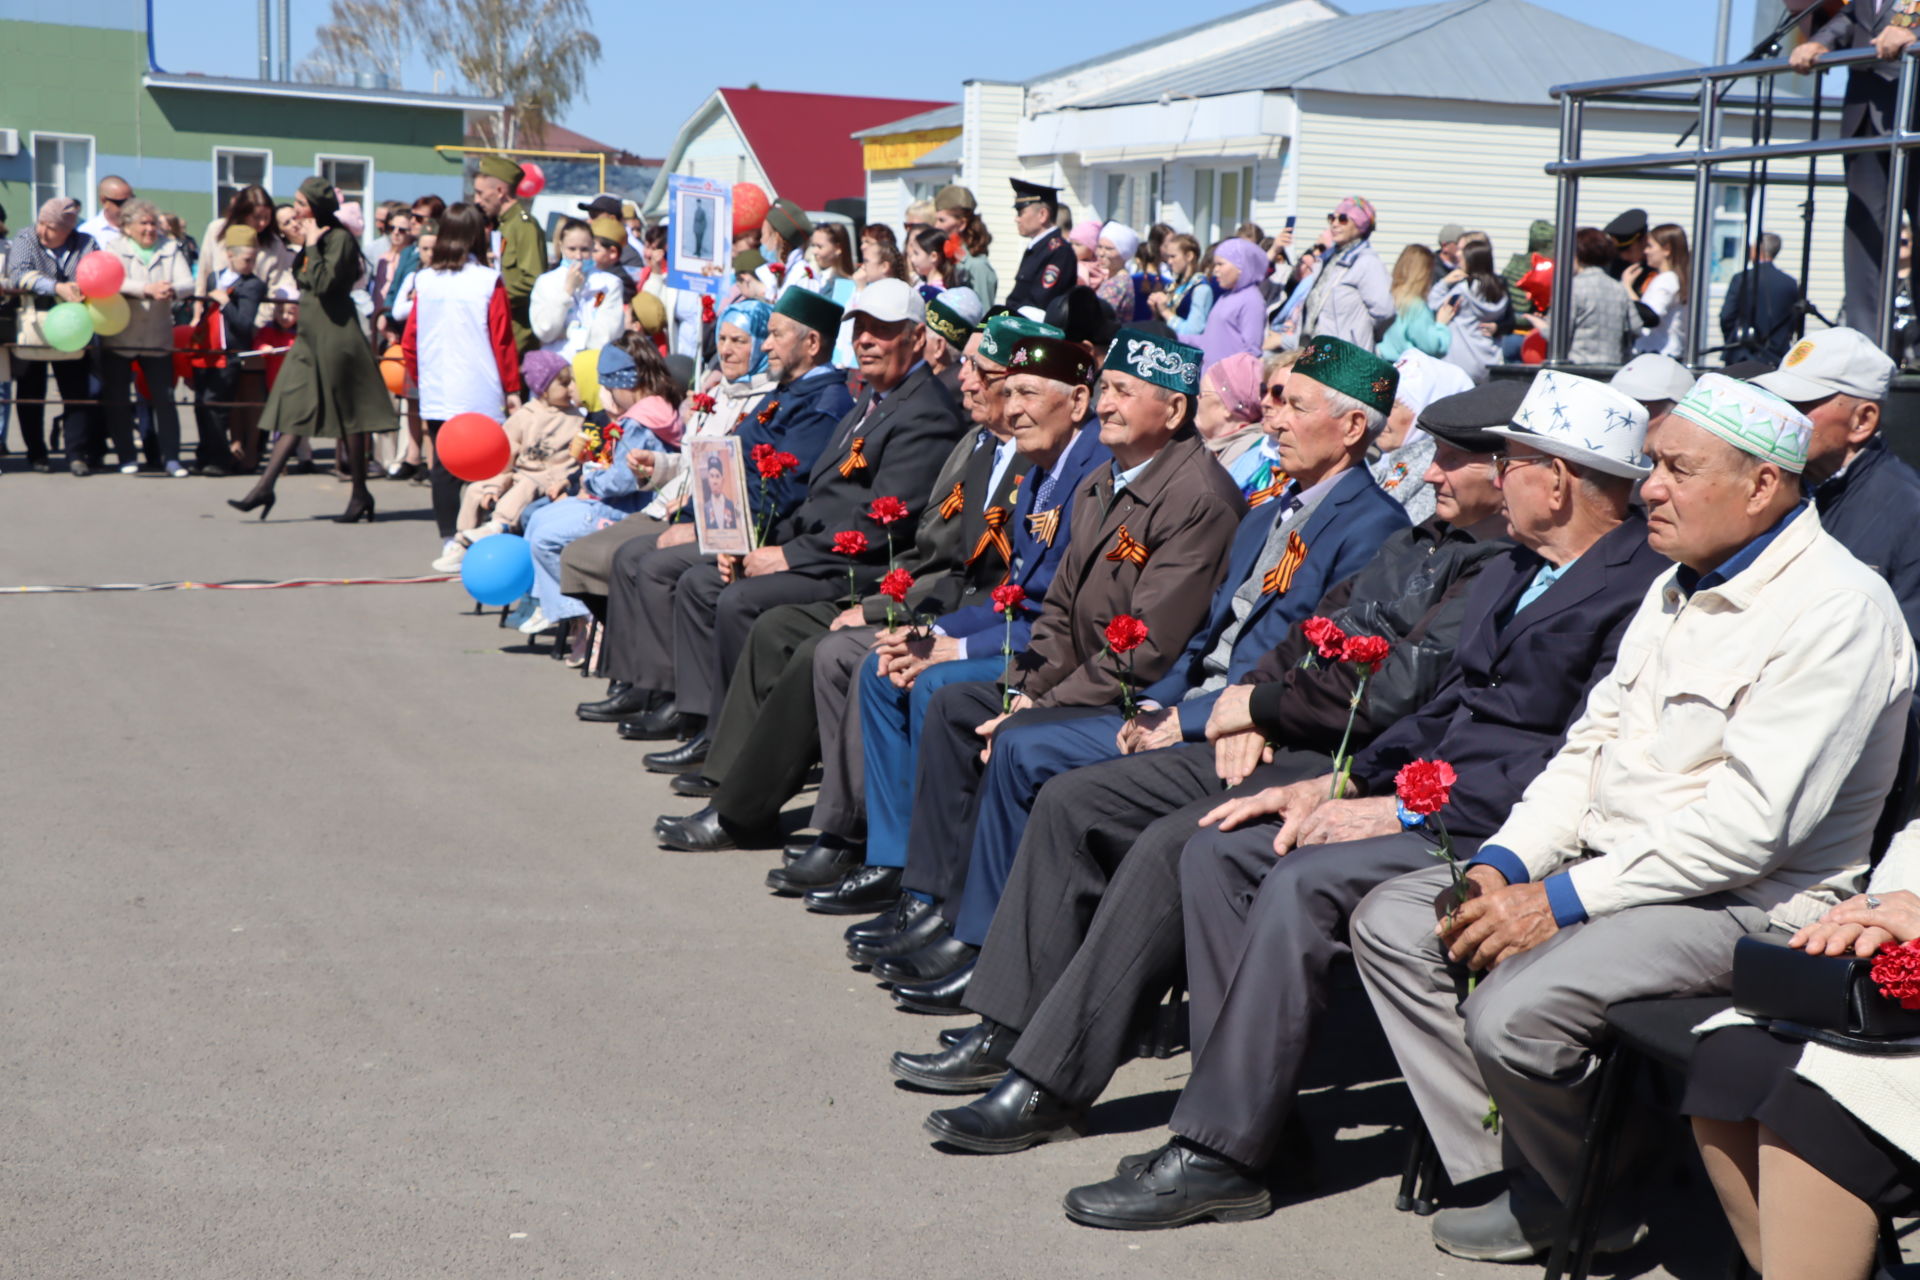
[1111,457,1153,495]
[1512,555,1577,617]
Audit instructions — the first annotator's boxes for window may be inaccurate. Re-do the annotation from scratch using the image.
[214,148,272,217]
[1104,173,1131,223]
[316,155,373,211]
[33,133,94,216]
[1192,169,1215,245]
[1189,165,1256,243]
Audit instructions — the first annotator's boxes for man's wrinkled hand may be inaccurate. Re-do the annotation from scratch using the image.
[742,545,787,577]
[1277,795,1398,855]
[1117,707,1180,755]
[1875,26,1915,61]
[1204,684,1257,740]
[1213,728,1271,787]
[1441,873,1557,971]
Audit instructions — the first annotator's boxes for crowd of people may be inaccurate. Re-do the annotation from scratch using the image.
[9,155,1920,1273]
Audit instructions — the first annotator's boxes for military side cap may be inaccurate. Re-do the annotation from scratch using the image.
[1419,380,1528,454]
[1294,335,1398,415]
[977,314,1061,368]
[934,184,977,213]
[1105,328,1201,398]
[773,285,843,339]
[765,198,812,243]
[1604,208,1647,244]
[222,223,259,249]
[478,154,524,187]
[732,248,767,275]
[630,292,666,334]
[1011,178,1060,210]
[1672,372,1811,473]
[589,214,626,243]
[1006,333,1097,386]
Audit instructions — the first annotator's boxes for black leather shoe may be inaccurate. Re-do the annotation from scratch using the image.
[671,773,717,798]
[874,933,978,987]
[891,1020,1016,1093]
[617,705,699,741]
[1063,1139,1272,1230]
[765,839,864,895]
[578,682,657,722]
[656,806,775,853]
[848,908,949,968]
[804,864,902,916]
[939,1025,970,1049]
[845,894,931,944]
[782,834,821,866]
[924,1071,1083,1154]
[893,959,975,1013]
[643,732,710,773]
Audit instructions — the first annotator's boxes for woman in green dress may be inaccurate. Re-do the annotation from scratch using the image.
[228,177,394,523]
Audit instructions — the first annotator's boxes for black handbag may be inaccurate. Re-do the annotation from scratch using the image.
[1733,931,1920,1053]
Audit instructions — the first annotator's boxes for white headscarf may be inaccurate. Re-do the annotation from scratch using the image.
[1100,221,1141,263]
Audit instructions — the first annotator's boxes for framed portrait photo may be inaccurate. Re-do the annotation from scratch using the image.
[666,174,730,297]
[688,436,754,557]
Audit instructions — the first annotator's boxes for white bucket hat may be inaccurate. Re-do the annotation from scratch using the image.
[1487,369,1652,479]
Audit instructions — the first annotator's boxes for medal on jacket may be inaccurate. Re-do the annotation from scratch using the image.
[838,435,868,477]
[1381,461,1409,491]
[1248,471,1292,507]
[939,481,966,520]
[968,506,1012,567]
[1106,524,1149,567]
[757,399,780,426]
[1263,531,1309,596]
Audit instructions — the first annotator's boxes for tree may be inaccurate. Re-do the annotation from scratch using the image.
[297,0,412,87]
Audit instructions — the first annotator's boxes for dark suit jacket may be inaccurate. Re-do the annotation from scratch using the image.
[1813,1,1908,132]
[1351,513,1668,838]
[1017,429,1246,707]
[1817,434,1920,642]
[735,366,855,525]
[771,361,968,580]
[1719,261,1800,364]
[1142,464,1411,735]
[861,430,1032,623]
[1005,231,1078,313]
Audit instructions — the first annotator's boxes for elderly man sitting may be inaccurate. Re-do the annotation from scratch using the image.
[1351,374,1917,1262]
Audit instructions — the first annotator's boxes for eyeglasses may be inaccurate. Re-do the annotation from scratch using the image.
[1327,213,1351,225]
[103,195,132,207]
[1494,454,1551,478]
[1263,383,1287,403]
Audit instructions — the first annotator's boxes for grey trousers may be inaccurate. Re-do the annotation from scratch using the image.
[605,539,705,691]
[559,512,671,604]
[1350,864,1771,1199]
[1170,827,1478,1171]
[671,564,845,723]
[808,626,879,837]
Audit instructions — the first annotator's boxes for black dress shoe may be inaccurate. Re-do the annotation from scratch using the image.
[893,959,975,1014]
[803,864,902,916]
[845,894,931,944]
[874,933,978,986]
[847,907,949,968]
[939,1025,970,1049]
[643,732,710,773]
[782,834,821,866]
[1062,1139,1272,1230]
[578,682,658,722]
[617,705,700,741]
[671,773,718,798]
[765,839,864,896]
[655,806,775,852]
[924,1071,1083,1154]
[891,1020,1016,1093]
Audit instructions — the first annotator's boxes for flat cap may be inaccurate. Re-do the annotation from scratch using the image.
[1419,379,1528,454]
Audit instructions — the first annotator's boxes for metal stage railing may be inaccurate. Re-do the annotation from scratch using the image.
[1545,44,1917,365]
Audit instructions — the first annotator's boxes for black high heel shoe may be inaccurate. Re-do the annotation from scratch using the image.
[227,492,276,521]
[334,493,376,524]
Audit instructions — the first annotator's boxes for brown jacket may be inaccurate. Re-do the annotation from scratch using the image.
[1018,429,1244,706]
[478,401,582,500]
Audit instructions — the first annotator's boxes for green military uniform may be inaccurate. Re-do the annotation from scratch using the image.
[478,154,548,354]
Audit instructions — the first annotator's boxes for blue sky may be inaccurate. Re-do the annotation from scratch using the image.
[153,0,1767,157]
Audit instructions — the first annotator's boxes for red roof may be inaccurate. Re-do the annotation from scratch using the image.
[720,88,954,210]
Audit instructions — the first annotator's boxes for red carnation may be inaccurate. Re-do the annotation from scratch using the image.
[751,443,800,480]
[868,495,911,526]
[1872,940,1920,1010]
[1105,614,1149,655]
[700,294,716,325]
[1303,615,1348,661]
[992,584,1028,614]
[879,567,914,603]
[768,261,786,278]
[832,530,869,557]
[1395,759,1459,818]
[1341,633,1391,672]
[688,392,717,415]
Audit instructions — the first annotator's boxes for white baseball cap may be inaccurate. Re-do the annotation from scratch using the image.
[1609,354,1696,405]
[845,278,926,325]
[1752,327,1895,404]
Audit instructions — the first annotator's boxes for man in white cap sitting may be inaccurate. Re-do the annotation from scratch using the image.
[1608,352,1695,430]
[1350,373,1917,1262]
[1750,326,1920,639]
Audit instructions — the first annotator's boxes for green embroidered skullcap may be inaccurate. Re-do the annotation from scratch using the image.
[1294,335,1398,415]
[477,154,524,188]
[977,314,1061,369]
[1105,328,1202,397]
[926,287,985,347]
[1671,372,1812,473]
[1006,333,1097,386]
[772,285,843,339]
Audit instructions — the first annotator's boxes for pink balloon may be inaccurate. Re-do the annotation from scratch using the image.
[516,162,546,199]
[76,250,125,300]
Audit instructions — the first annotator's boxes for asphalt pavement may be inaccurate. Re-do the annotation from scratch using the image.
[0,456,1785,1278]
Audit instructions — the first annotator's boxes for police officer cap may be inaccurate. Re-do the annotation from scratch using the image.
[1011,178,1060,211]
[1419,379,1531,455]
[1604,208,1648,244]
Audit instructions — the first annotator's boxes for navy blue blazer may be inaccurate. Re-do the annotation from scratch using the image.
[1352,513,1668,838]
[1142,464,1411,736]
[939,425,1112,651]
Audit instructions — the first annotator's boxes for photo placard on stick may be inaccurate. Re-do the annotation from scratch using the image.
[666,174,730,297]
[688,436,754,557]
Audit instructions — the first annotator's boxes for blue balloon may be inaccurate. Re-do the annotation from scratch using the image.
[460,533,535,606]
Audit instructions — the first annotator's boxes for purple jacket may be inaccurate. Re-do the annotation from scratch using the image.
[1196,237,1271,371]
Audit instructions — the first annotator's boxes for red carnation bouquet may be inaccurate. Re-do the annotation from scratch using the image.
[1298,616,1393,798]
[992,584,1028,711]
[1103,614,1150,719]
[833,529,869,607]
[1873,940,1920,1010]
[688,392,717,416]
[749,442,800,545]
[700,294,716,326]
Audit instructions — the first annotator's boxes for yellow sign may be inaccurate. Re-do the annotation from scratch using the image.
[862,128,963,171]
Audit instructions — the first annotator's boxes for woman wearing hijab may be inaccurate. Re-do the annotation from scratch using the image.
[1292,195,1395,351]
[555,299,777,619]
[226,177,396,522]
[1367,348,1474,524]
[1195,350,1269,498]
[1094,221,1147,321]
[1195,235,1273,371]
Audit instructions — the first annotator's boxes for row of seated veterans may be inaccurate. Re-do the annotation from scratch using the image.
[543,284,1920,1269]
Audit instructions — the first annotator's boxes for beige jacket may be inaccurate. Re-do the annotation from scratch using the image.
[477,401,582,501]
[104,235,195,356]
[1496,505,1916,929]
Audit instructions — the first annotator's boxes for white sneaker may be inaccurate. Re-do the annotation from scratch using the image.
[431,541,467,573]
[517,606,552,635]
[503,595,536,628]
[467,520,503,543]
[165,460,189,478]
[119,463,140,475]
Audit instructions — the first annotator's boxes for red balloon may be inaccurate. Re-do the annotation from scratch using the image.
[77,250,125,300]
[515,162,546,199]
[1520,330,1548,365]
[732,182,770,237]
[438,412,510,481]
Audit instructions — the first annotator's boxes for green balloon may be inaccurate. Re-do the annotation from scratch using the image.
[44,301,94,352]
